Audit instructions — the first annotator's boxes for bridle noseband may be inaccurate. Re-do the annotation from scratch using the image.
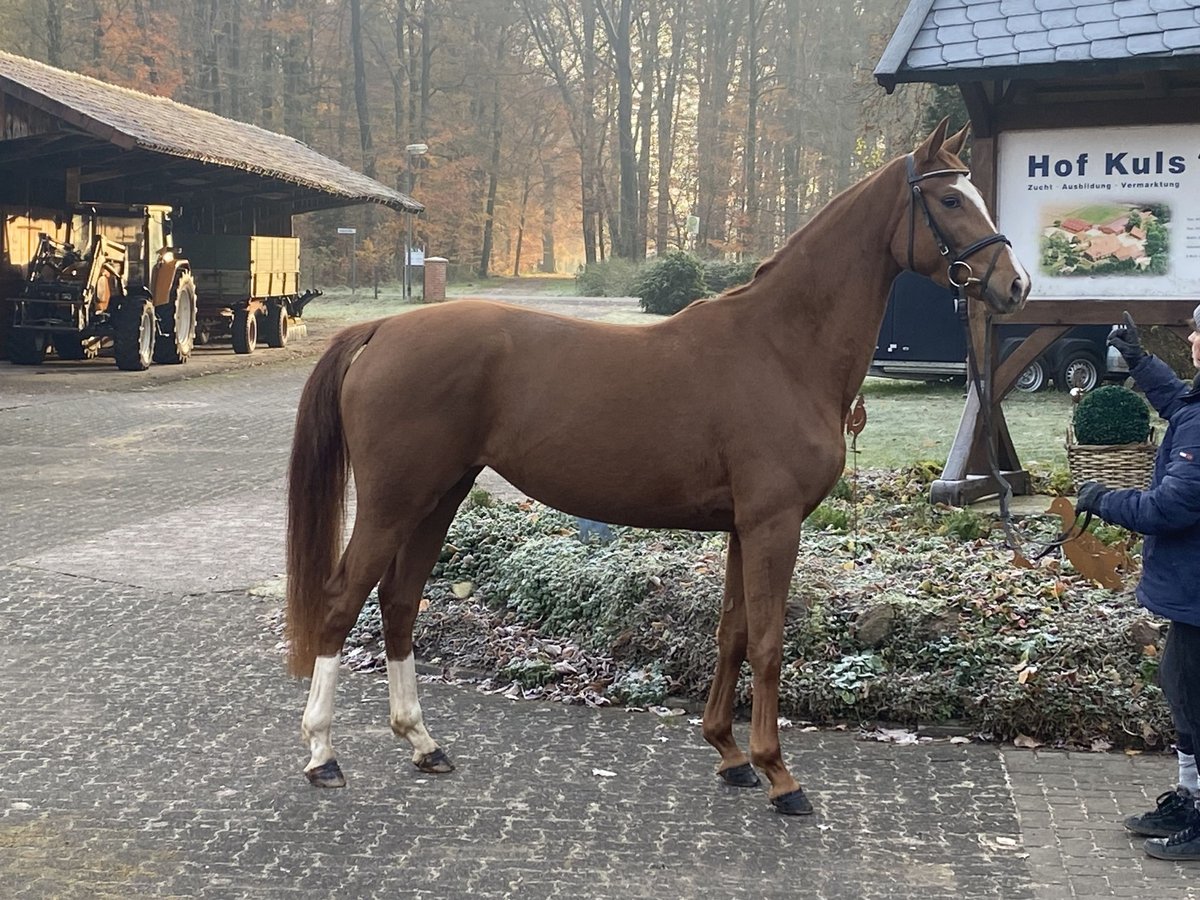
[905,154,1011,303]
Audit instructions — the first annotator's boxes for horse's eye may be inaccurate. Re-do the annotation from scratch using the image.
[941,195,961,209]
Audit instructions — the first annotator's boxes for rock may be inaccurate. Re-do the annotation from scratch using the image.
[853,602,895,648]
[1128,619,1162,648]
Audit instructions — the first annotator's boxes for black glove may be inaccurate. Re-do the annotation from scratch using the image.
[1075,481,1111,515]
[1108,310,1146,367]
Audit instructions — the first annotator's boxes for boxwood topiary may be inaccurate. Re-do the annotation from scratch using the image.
[1073,385,1151,445]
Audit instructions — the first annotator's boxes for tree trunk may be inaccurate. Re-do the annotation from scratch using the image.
[540,159,557,273]
[478,33,505,278]
[45,0,63,67]
[655,4,683,255]
[598,0,637,260]
[348,0,375,178]
[742,0,760,257]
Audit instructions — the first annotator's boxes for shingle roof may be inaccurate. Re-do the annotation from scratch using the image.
[0,51,422,213]
[876,0,1200,90]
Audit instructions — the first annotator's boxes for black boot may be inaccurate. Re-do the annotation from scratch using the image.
[1145,805,1200,861]
[1125,788,1195,837]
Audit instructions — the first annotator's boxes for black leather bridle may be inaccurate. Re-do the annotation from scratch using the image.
[905,153,1011,305]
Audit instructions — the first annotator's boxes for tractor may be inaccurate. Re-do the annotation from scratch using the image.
[5,204,197,370]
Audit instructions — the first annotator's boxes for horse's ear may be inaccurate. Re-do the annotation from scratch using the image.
[916,117,951,162]
[944,122,971,158]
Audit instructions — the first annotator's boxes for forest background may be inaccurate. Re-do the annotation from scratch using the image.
[0,0,962,286]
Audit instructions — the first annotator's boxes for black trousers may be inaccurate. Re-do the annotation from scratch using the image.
[1159,621,1200,756]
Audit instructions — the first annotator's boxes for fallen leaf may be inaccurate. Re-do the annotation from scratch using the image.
[1012,734,1042,749]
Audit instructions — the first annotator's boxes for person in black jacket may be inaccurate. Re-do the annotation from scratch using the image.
[1075,306,1200,861]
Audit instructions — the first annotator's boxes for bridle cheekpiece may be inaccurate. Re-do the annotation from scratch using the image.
[905,153,1011,301]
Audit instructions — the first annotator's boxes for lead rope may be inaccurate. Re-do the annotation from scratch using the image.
[956,282,1090,559]
[957,284,1019,552]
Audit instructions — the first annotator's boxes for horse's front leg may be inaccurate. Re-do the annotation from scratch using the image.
[739,509,812,815]
[702,533,759,788]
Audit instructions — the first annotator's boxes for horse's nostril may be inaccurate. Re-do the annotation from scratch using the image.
[1010,276,1027,305]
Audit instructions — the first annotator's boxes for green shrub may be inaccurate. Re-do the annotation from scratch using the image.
[575,258,641,297]
[1073,385,1151,445]
[341,473,1169,747]
[634,251,707,315]
[938,507,988,541]
[808,502,851,532]
[702,258,759,295]
[829,477,853,501]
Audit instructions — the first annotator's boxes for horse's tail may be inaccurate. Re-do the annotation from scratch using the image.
[285,319,384,677]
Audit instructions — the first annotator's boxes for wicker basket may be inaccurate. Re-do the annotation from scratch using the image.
[1066,425,1157,490]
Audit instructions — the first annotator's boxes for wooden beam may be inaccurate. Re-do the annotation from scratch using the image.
[1001,299,1196,327]
[993,326,1068,397]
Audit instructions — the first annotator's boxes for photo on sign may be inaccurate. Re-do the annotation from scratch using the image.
[1037,200,1170,279]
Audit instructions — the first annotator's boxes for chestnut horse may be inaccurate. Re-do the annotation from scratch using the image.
[285,119,1030,814]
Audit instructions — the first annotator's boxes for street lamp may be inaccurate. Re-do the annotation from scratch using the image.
[404,142,428,298]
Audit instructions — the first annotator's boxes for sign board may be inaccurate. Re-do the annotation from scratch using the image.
[408,248,425,267]
[686,215,699,236]
[997,124,1200,300]
[337,227,357,235]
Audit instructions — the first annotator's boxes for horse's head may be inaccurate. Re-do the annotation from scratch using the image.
[891,118,1030,315]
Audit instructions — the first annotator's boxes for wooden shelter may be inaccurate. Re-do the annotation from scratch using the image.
[876,0,1200,504]
[0,51,421,232]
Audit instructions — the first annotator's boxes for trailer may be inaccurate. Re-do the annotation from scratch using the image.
[184,234,320,354]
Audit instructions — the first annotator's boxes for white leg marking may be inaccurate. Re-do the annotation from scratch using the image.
[301,654,340,771]
[388,654,440,762]
[954,174,1031,287]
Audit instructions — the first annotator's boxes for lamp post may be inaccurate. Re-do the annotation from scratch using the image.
[404,142,428,298]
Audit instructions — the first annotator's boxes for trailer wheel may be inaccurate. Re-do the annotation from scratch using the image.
[7,330,48,365]
[1013,358,1047,393]
[1056,350,1102,393]
[114,298,156,371]
[231,307,257,355]
[153,270,198,364]
[263,301,289,348]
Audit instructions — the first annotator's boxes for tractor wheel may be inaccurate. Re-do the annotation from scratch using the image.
[231,307,257,355]
[263,301,289,348]
[114,298,156,371]
[54,332,97,361]
[152,270,197,364]
[7,330,48,365]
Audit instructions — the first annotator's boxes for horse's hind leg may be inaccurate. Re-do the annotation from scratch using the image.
[702,533,760,788]
[301,516,410,788]
[379,472,478,774]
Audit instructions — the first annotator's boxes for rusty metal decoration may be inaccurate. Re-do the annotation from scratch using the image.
[1035,496,1132,590]
[844,394,867,552]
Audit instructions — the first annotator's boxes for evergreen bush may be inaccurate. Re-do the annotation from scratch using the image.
[634,251,707,315]
[702,258,759,295]
[575,258,641,297]
[1073,385,1151,445]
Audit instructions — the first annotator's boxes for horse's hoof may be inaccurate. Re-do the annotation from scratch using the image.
[718,763,761,788]
[305,759,346,788]
[771,788,814,816]
[414,748,455,774]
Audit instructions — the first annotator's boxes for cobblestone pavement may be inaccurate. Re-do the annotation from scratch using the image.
[2,297,1200,898]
